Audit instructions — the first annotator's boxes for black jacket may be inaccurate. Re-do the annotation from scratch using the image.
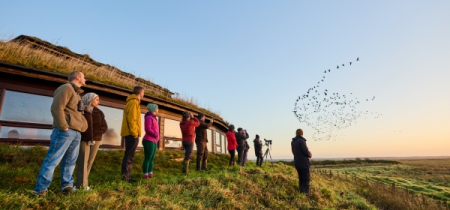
[291,135,310,169]
[254,139,263,156]
[81,107,108,141]
[235,132,249,150]
[195,120,212,143]
[244,140,250,152]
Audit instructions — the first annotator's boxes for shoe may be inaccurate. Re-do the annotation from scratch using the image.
[62,186,75,195]
[31,191,47,197]
[182,160,190,174]
[144,174,149,179]
[149,173,153,178]
[128,179,137,184]
[202,159,210,171]
[196,160,201,171]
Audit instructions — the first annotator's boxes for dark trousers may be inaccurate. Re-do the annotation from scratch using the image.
[228,149,236,165]
[256,152,263,166]
[242,150,249,166]
[237,147,244,165]
[121,136,139,180]
[295,167,311,194]
[196,141,208,162]
[182,141,194,161]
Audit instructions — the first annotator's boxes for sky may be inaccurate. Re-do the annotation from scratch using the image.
[1,1,450,159]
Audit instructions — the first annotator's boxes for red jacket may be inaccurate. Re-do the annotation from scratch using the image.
[226,131,237,150]
[179,118,200,142]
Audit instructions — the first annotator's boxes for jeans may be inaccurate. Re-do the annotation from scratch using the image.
[121,136,140,180]
[228,149,236,166]
[182,141,194,161]
[34,128,81,193]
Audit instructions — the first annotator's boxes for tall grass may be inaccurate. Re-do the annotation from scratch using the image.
[0,39,225,121]
[0,143,377,209]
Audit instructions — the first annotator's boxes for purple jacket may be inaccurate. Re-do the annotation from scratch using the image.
[143,112,159,143]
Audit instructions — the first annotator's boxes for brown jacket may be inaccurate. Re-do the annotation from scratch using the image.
[81,107,108,141]
[51,82,88,132]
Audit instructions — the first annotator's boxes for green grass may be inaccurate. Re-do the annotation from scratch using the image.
[0,143,379,209]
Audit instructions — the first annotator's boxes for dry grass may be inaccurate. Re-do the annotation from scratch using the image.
[0,38,225,121]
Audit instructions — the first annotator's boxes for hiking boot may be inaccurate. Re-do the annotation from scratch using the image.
[196,160,202,171]
[31,190,47,197]
[127,179,137,184]
[202,159,210,171]
[182,160,190,174]
[61,186,75,195]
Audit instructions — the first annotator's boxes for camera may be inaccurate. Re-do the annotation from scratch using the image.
[77,100,85,113]
[264,138,272,145]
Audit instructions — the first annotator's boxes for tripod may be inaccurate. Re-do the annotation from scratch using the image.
[262,144,274,169]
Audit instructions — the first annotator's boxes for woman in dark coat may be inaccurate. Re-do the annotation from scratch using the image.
[253,135,263,167]
[76,93,108,190]
[291,129,312,195]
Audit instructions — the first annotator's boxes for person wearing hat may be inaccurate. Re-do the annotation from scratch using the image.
[142,103,159,179]
[76,92,108,190]
[291,128,312,195]
[179,111,200,174]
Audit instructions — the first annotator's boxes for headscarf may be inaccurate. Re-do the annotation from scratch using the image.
[81,93,99,113]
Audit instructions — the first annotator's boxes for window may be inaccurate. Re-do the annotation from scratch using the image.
[215,131,221,153]
[0,126,52,140]
[164,118,182,149]
[207,129,212,152]
[0,91,53,124]
[98,105,124,146]
[222,134,227,153]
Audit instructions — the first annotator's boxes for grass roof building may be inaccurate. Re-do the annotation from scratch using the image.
[0,35,228,153]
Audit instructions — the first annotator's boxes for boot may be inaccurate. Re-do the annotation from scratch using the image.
[229,159,232,166]
[202,159,210,171]
[196,159,201,171]
[182,160,190,174]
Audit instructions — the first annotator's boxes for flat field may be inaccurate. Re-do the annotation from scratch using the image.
[317,158,450,202]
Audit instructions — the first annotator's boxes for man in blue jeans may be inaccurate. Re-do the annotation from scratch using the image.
[32,71,88,196]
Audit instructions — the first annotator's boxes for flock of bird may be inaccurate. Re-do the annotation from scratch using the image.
[293,57,382,141]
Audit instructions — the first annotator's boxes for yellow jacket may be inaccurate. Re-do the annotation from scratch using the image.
[121,94,141,137]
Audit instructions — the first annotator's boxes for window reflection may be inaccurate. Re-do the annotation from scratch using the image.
[164,139,182,148]
[222,134,227,154]
[215,132,220,145]
[98,105,123,146]
[207,129,212,152]
[0,91,53,124]
[0,126,52,140]
[164,119,182,138]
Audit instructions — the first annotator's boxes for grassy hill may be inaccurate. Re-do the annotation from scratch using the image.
[0,143,381,209]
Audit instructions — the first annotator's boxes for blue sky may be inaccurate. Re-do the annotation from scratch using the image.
[2,1,450,159]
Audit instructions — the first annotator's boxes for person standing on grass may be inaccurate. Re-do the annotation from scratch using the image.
[32,71,88,196]
[242,138,250,166]
[291,128,312,195]
[226,124,237,166]
[142,103,159,179]
[179,112,200,174]
[235,128,249,166]
[120,86,145,183]
[253,135,263,167]
[76,93,108,191]
[194,113,214,171]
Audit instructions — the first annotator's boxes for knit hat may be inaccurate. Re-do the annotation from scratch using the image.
[81,93,99,112]
[147,103,158,112]
[296,129,303,136]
